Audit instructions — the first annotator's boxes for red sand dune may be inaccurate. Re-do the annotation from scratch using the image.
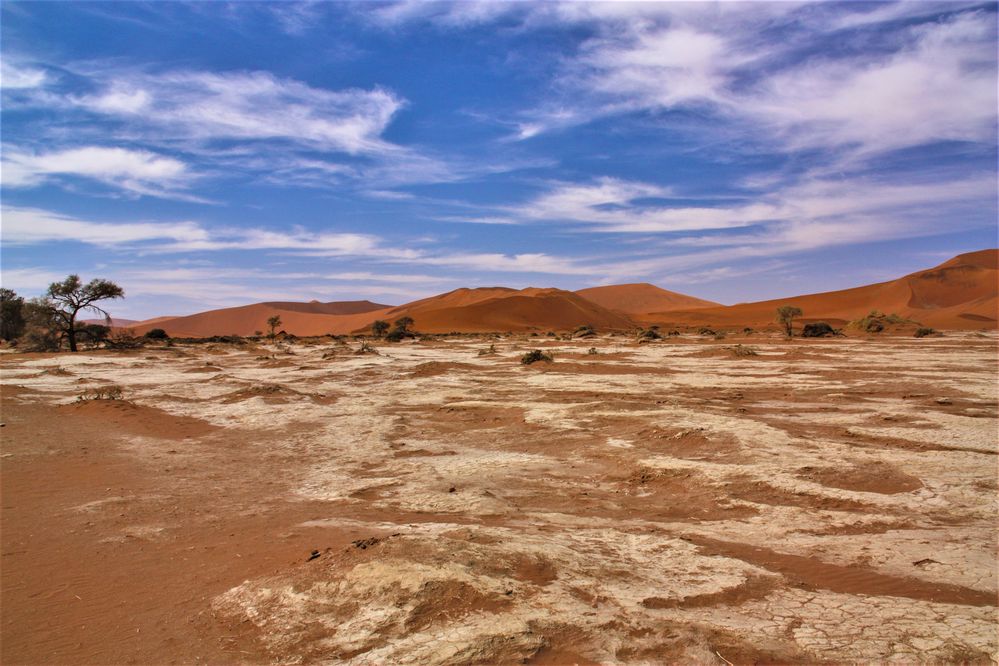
[382,287,634,333]
[576,283,719,316]
[127,250,997,337]
[131,301,390,337]
[643,250,998,330]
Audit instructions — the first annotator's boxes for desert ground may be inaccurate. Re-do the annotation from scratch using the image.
[1,332,996,664]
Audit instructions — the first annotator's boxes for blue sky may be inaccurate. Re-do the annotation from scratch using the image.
[2,1,996,319]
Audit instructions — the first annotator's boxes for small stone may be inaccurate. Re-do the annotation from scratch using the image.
[935,397,952,405]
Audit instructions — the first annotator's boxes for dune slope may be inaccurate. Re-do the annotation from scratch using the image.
[645,250,998,330]
[131,301,391,337]
[576,283,719,315]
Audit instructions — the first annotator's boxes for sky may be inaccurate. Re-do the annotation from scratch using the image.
[1,0,996,319]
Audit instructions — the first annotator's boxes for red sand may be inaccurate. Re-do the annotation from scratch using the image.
[129,250,997,337]
[576,283,719,315]
[644,250,997,330]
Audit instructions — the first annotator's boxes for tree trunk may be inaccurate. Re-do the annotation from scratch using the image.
[67,314,78,352]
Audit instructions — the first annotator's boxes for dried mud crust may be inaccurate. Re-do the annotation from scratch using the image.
[1,333,997,664]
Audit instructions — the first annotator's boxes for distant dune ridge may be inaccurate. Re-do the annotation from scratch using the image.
[575,283,720,316]
[129,250,997,336]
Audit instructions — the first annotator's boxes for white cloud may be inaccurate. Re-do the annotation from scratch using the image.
[72,70,405,155]
[1,61,48,89]
[1,207,209,246]
[2,146,194,199]
[747,12,998,155]
[500,177,776,233]
[506,3,996,163]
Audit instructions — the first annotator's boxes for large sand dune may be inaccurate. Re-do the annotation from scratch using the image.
[576,283,719,315]
[130,250,997,337]
[644,250,998,331]
[132,300,390,338]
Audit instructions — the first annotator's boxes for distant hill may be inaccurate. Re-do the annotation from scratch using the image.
[131,300,390,337]
[645,250,998,330]
[576,283,718,315]
[126,250,997,336]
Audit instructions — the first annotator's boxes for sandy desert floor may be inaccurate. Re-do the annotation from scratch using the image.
[1,333,997,665]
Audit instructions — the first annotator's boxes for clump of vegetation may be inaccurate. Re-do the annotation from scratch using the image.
[914,327,938,338]
[77,385,124,402]
[801,322,838,338]
[105,328,144,350]
[145,328,169,340]
[572,324,596,338]
[355,341,379,355]
[1,288,26,342]
[587,347,599,355]
[477,344,497,356]
[743,327,754,334]
[370,320,389,337]
[698,327,716,336]
[726,344,759,357]
[776,305,803,338]
[384,316,416,342]
[713,331,727,340]
[850,310,914,333]
[638,326,662,341]
[521,349,553,365]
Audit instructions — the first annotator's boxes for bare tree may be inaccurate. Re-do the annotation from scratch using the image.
[44,275,125,352]
[776,305,803,338]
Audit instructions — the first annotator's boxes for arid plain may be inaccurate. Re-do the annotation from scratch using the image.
[2,330,996,664]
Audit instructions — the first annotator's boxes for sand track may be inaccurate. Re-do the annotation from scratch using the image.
[1,333,996,664]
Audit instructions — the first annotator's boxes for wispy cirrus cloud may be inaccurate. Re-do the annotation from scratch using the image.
[491,2,997,163]
[70,69,405,155]
[1,146,201,201]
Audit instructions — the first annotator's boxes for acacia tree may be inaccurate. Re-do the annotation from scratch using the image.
[393,316,414,333]
[0,288,26,341]
[44,275,125,352]
[267,315,282,338]
[776,305,803,338]
[371,320,389,337]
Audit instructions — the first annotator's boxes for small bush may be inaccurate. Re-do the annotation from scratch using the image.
[521,349,553,365]
[638,328,662,341]
[713,332,727,340]
[478,344,497,356]
[355,341,379,355]
[587,347,599,355]
[801,322,837,338]
[698,327,716,336]
[573,324,596,338]
[914,327,937,338]
[77,385,124,402]
[145,328,169,339]
[851,310,915,333]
